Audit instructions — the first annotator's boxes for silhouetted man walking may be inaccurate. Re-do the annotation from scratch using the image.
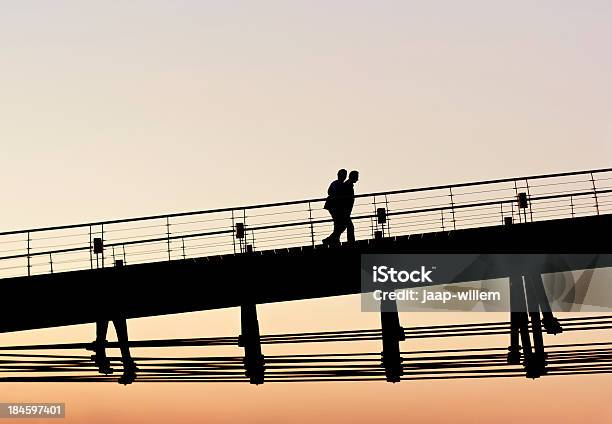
[338,170,359,243]
[322,169,347,245]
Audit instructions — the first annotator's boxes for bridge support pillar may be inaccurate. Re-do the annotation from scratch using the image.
[380,298,405,383]
[509,274,534,375]
[508,274,525,365]
[509,274,550,378]
[525,276,547,377]
[507,311,522,365]
[528,273,562,334]
[238,304,265,385]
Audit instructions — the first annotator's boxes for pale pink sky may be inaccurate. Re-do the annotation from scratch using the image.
[1,1,610,230]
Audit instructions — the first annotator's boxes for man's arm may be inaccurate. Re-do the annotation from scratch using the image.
[328,181,338,196]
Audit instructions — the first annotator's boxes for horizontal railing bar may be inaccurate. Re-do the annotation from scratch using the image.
[1,188,609,263]
[1,168,610,237]
[385,188,611,217]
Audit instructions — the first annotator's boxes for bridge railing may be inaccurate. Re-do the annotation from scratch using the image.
[0,168,611,279]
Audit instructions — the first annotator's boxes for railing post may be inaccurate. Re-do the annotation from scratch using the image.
[525,179,533,222]
[590,172,600,215]
[101,224,105,268]
[231,210,236,254]
[49,253,53,274]
[26,231,31,277]
[371,195,377,239]
[89,225,93,270]
[181,238,186,260]
[570,195,574,217]
[440,209,445,231]
[166,217,171,261]
[448,187,456,230]
[308,201,315,247]
[384,194,391,236]
[513,180,519,223]
[243,210,247,253]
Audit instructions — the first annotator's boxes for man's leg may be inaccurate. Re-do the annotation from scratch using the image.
[324,209,342,244]
[346,217,355,243]
[322,210,334,243]
[331,209,344,242]
[329,211,349,244]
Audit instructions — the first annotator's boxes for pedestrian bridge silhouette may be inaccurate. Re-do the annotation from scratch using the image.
[0,168,610,333]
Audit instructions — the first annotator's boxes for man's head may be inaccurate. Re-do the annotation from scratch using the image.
[337,169,347,181]
[348,170,359,183]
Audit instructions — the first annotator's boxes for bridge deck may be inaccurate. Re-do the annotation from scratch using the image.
[1,213,611,333]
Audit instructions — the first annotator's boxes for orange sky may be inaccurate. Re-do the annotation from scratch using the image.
[1,1,612,423]
[1,301,611,423]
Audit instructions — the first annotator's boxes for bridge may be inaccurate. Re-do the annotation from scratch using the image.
[0,168,611,384]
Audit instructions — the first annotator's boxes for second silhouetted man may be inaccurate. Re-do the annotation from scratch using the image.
[323,170,359,245]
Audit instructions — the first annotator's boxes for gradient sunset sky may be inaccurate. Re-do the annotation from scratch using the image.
[1,1,611,423]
